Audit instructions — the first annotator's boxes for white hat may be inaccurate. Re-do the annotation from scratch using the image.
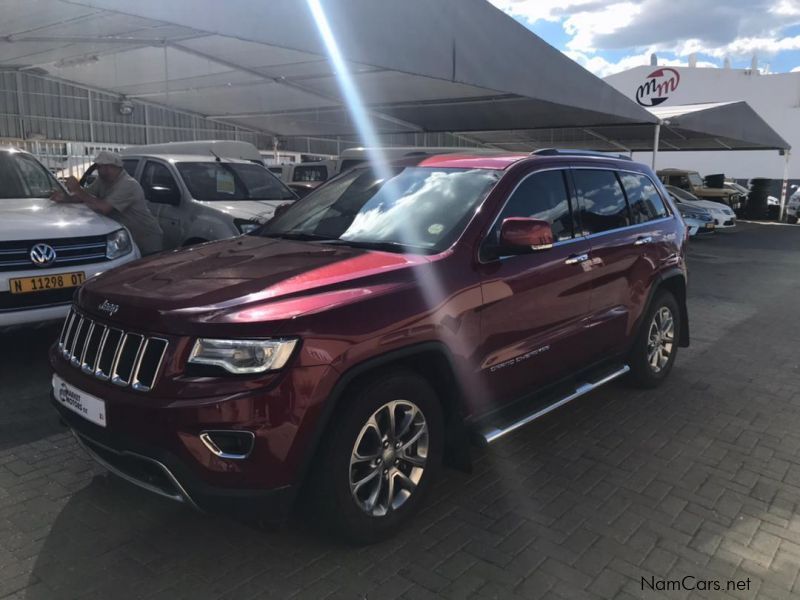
[94,150,123,167]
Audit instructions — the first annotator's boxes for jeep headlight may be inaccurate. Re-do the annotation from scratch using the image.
[106,228,133,259]
[188,338,298,374]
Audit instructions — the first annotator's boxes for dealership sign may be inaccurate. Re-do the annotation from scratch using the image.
[635,68,680,106]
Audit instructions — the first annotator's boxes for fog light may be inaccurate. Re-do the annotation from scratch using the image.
[199,430,255,460]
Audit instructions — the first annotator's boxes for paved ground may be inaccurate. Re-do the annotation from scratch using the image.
[3,222,800,600]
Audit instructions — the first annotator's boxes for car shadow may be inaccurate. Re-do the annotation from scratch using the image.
[0,323,63,452]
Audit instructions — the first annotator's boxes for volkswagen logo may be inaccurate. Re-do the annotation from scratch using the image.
[30,243,57,267]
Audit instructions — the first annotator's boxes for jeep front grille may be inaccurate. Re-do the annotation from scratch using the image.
[58,308,168,392]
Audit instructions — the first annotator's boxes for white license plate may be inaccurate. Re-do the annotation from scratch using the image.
[52,374,107,427]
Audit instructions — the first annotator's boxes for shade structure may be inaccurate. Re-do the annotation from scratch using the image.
[0,0,656,138]
[465,101,790,152]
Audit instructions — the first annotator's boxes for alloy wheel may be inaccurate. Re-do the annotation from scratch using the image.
[647,306,675,373]
[349,400,428,517]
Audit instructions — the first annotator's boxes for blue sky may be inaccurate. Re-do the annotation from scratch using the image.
[489,0,800,77]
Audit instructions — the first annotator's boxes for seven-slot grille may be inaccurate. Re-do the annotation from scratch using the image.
[58,308,168,392]
[0,234,108,272]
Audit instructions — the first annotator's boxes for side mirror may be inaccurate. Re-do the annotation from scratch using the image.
[499,217,554,253]
[148,185,180,205]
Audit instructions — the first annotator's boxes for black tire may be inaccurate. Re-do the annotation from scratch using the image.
[628,291,681,389]
[309,369,443,544]
[787,215,798,224]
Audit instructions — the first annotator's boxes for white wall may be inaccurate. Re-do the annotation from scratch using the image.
[604,66,799,180]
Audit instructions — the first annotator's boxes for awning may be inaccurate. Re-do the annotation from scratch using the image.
[0,0,656,137]
[463,101,790,152]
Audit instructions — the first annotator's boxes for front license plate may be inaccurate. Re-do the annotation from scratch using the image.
[9,271,85,294]
[52,374,107,427]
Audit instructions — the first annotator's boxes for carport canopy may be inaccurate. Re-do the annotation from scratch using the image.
[465,101,790,153]
[0,0,657,138]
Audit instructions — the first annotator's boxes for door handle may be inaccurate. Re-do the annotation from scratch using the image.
[565,253,590,265]
[634,236,653,246]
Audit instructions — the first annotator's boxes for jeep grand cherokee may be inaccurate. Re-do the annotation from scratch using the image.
[50,149,689,543]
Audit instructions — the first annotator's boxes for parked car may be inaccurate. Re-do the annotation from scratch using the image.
[0,147,140,329]
[658,168,743,211]
[665,185,736,229]
[82,152,297,248]
[673,199,715,237]
[51,150,689,542]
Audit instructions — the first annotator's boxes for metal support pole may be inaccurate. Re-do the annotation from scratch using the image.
[87,89,95,143]
[779,150,791,222]
[651,122,661,170]
[15,71,25,139]
[144,104,150,144]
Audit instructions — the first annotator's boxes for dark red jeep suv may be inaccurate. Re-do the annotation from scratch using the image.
[50,149,689,542]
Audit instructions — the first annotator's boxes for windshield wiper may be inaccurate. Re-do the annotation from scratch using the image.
[323,239,432,254]
[262,232,338,242]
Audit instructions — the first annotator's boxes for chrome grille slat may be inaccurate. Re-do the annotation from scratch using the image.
[58,308,168,393]
[68,317,85,363]
[111,334,145,387]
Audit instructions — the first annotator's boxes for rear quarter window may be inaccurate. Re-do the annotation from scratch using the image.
[619,172,668,224]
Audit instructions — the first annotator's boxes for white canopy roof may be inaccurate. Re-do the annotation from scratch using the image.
[1,0,657,138]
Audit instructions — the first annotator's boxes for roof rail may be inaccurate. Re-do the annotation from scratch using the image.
[531,148,633,161]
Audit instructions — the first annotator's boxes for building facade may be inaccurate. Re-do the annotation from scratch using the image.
[605,65,798,181]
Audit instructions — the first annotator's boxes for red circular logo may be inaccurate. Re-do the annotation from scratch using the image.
[636,68,680,107]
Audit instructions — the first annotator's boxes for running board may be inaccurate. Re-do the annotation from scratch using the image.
[477,364,630,444]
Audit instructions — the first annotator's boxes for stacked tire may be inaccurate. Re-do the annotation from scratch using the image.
[747,178,771,220]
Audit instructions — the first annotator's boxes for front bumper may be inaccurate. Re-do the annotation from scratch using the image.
[0,251,140,328]
[50,345,338,518]
[713,216,736,228]
[54,398,294,518]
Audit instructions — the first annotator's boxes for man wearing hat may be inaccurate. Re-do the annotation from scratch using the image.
[51,151,164,255]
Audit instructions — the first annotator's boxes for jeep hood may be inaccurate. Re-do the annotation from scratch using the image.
[0,198,122,239]
[77,235,429,333]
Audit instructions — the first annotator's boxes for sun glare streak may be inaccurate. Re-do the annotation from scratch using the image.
[306,0,494,410]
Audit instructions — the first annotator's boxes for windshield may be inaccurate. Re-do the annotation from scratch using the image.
[176,162,296,201]
[259,166,501,253]
[0,152,60,199]
[667,186,699,202]
[688,172,704,187]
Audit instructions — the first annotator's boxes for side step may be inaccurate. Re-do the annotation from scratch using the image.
[476,364,630,444]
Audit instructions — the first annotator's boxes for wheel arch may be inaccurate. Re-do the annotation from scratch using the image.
[646,269,689,347]
[296,342,472,493]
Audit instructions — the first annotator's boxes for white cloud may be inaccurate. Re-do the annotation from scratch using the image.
[567,49,717,77]
[792,66,800,72]
[563,2,641,52]
[487,0,600,24]
[490,0,800,75]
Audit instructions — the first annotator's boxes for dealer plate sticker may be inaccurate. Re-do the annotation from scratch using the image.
[52,374,107,428]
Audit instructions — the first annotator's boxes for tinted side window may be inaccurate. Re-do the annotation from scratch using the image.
[122,159,139,177]
[489,170,574,246]
[292,165,328,182]
[142,161,179,203]
[573,169,629,235]
[620,173,668,224]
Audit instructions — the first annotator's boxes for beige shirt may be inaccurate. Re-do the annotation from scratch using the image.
[88,172,164,255]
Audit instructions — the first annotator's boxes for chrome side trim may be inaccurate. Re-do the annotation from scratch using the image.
[71,431,200,510]
[480,365,630,444]
[199,431,255,460]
